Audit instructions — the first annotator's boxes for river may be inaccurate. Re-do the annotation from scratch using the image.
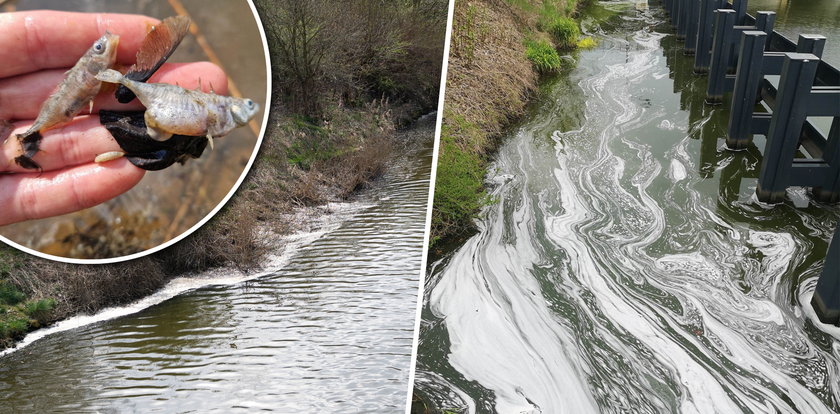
[414,1,840,413]
[0,118,433,412]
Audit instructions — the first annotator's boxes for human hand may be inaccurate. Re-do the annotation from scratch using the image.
[0,11,228,226]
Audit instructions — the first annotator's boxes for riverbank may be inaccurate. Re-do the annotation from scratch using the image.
[430,0,594,249]
[0,111,419,350]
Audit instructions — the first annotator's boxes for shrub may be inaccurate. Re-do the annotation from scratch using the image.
[0,318,28,339]
[525,38,563,73]
[21,298,56,323]
[0,282,26,306]
[545,16,579,49]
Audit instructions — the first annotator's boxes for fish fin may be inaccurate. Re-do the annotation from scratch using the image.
[206,134,214,151]
[17,131,43,158]
[14,155,42,172]
[130,15,190,77]
[209,82,215,94]
[116,16,191,103]
[89,100,94,114]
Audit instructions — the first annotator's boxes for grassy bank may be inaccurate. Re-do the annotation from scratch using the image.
[430,0,594,248]
[0,0,447,349]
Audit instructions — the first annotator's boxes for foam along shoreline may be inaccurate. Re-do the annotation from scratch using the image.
[0,201,373,358]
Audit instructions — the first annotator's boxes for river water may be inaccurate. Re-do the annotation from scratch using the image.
[0,119,433,412]
[415,1,840,413]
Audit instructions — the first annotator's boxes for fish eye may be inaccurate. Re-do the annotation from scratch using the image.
[245,99,254,108]
[93,41,104,53]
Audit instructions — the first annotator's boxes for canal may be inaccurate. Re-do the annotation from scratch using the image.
[414,1,840,412]
[0,118,433,411]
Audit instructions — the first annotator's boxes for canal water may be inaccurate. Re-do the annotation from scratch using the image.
[415,1,840,413]
[0,119,433,412]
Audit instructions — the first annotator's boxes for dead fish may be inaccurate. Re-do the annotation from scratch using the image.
[15,32,120,170]
[116,15,192,104]
[95,68,259,153]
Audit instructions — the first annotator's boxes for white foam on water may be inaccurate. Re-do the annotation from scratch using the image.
[0,201,371,358]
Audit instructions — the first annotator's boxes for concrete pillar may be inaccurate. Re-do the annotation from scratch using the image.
[756,53,820,203]
[813,119,840,203]
[707,9,737,103]
[812,222,840,326]
[796,34,827,58]
[685,0,701,55]
[727,31,767,150]
[695,0,723,73]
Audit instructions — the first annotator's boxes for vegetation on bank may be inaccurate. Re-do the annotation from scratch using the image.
[430,0,593,247]
[0,0,447,348]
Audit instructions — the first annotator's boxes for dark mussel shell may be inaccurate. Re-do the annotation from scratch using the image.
[99,110,207,171]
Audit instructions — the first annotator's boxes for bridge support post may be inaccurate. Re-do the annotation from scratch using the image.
[695,0,723,73]
[814,119,840,203]
[755,11,776,43]
[707,9,737,103]
[795,34,827,58]
[812,223,840,326]
[727,31,767,150]
[684,0,700,55]
[675,0,687,40]
[756,53,820,203]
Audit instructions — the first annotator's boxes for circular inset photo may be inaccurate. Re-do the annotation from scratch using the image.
[0,0,269,262]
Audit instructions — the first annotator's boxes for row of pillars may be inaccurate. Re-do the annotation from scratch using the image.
[660,0,840,326]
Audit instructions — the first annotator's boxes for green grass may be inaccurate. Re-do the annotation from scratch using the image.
[22,298,56,323]
[525,38,563,73]
[0,281,25,306]
[0,316,29,339]
[431,116,489,246]
[542,16,579,49]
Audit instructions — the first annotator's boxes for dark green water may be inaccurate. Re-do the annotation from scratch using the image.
[0,119,434,412]
[415,1,840,412]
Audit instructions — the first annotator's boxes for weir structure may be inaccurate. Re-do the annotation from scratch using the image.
[658,0,840,326]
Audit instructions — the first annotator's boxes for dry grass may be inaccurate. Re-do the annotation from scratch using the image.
[445,0,538,148]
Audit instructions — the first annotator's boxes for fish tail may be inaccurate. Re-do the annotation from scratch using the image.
[95,69,126,85]
[14,131,43,171]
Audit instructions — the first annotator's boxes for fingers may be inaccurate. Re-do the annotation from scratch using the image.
[0,62,228,120]
[0,11,161,78]
[0,116,124,173]
[0,158,145,226]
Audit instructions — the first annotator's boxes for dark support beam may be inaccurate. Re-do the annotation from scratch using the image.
[727,31,767,150]
[812,222,840,326]
[814,119,840,203]
[676,0,687,40]
[695,0,723,73]
[756,53,820,203]
[685,0,700,55]
[707,9,737,103]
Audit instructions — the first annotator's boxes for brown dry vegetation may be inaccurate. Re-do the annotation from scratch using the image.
[0,0,446,348]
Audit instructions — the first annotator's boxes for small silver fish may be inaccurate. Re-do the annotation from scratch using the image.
[15,33,120,169]
[96,68,259,150]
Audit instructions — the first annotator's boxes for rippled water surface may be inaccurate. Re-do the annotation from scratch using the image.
[415,2,840,413]
[0,121,433,412]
